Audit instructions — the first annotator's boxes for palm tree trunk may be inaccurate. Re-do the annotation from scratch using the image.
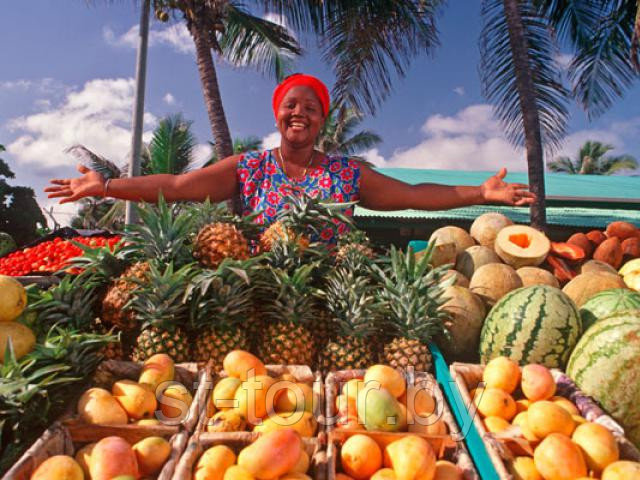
[189,16,234,160]
[502,0,547,230]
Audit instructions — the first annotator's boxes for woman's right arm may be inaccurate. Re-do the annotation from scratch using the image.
[46,155,241,204]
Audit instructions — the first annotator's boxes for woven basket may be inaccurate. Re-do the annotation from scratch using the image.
[195,365,325,440]
[2,422,188,480]
[173,431,326,480]
[451,362,640,480]
[324,369,478,480]
[61,359,213,434]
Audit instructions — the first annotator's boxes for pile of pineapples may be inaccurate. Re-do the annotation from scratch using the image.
[29,194,454,374]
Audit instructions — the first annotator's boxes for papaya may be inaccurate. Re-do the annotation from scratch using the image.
[237,429,302,480]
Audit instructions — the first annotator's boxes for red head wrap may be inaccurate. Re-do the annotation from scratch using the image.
[272,74,330,118]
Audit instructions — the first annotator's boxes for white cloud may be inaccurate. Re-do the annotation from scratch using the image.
[163,93,176,105]
[361,148,386,167]
[6,77,157,171]
[261,131,281,150]
[104,24,194,55]
[453,86,465,96]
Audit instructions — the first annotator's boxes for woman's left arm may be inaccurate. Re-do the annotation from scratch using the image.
[358,164,536,211]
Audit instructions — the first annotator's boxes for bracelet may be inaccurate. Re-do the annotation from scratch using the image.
[103,179,112,198]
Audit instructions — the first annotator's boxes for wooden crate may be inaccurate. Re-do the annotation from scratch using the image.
[451,362,640,479]
[325,369,478,480]
[63,359,213,434]
[2,422,188,480]
[196,365,325,440]
[173,431,326,480]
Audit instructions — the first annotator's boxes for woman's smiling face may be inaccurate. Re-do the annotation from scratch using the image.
[276,86,325,148]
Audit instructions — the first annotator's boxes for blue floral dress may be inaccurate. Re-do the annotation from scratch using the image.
[236,149,361,244]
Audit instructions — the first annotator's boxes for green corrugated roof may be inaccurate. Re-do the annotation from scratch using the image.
[354,169,640,227]
[373,169,640,200]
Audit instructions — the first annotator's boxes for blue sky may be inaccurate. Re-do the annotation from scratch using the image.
[1,1,639,225]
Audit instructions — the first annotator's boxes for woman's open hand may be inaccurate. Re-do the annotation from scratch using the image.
[44,164,105,204]
[480,168,536,206]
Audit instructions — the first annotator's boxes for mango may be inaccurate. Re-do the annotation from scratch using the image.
[371,468,397,480]
[508,456,542,480]
[89,436,139,480]
[336,394,357,418]
[234,375,278,424]
[237,429,302,480]
[365,365,406,398]
[291,449,310,474]
[195,445,236,480]
[383,435,436,480]
[357,386,406,432]
[138,353,174,391]
[112,380,157,420]
[572,422,619,474]
[342,379,366,403]
[31,455,83,480]
[602,461,640,480]
[341,434,382,480]
[279,474,311,480]
[77,388,128,425]
[473,387,516,421]
[483,356,521,394]
[550,396,579,416]
[137,418,161,426]
[223,350,266,380]
[533,433,586,479]
[253,411,317,437]
[527,401,575,438]
[401,385,436,417]
[515,399,531,413]
[74,442,96,477]
[224,465,255,480]
[512,412,539,443]
[213,377,242,410]
[132,436,171,476]
[207,409,247,433]
[275,382,314,413]
[434,460,463,480]
[521,364,556,401]
[409,414,447,436]
[159,382,192,423]
[484,416,511,433]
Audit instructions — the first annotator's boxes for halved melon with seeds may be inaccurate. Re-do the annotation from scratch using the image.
[494,225,550,268]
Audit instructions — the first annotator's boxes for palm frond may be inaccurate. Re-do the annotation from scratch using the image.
[534,0,602,45]
[257,0,326,34]
[598,154,639,174]
[219,4,301,81]
[337,131,383,156]
[568,1,639,119]
[322,1,442,115]
[65,145,124,179]
[547,156,578,173]
[149,114,195,175]
[480,0,570,151]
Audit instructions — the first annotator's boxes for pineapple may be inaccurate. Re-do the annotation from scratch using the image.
[259,192,354,252]
[335,230,375,263]
[316,252,381,373]
[129,263,194,363]
[255,263,319,366]
[187,260,256,369]
[193,223,250,268]
[101,196,194,333]
[373,245,453,373]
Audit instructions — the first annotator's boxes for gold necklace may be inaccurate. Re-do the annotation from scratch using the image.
[278,148,314,182]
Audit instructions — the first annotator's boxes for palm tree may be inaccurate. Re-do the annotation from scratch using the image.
[152,1,300,161]
[68,114,198,229]
[480,0,570,228]
[203,135,263,167]
[315,103,381,158]
[547,140,638,175]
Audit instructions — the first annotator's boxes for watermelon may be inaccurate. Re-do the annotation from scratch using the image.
[566,310,640,448]
[0,232,16,257]
[479,285,581,368]
[580,288,640,331]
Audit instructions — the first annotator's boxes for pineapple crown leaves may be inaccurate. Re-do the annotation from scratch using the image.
[188,198,264,242]
[275,191,355,237]
[64,240,128,287]
[122,193,195,266]
[372,245,454,343]
[321,264,382,338]
[127,262,197,331]
[260,263,320,326]
[185,259,257,329]
[29,275,100,334]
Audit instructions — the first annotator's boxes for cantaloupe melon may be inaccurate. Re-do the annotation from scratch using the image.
[438,286,486,361]
[516,267,560,288]
[429,226,475,256]
[455,246,501,280]
[494,225,550,268]
[562,272,627,307]
[469,263,522,306]
[470,213,514,248]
